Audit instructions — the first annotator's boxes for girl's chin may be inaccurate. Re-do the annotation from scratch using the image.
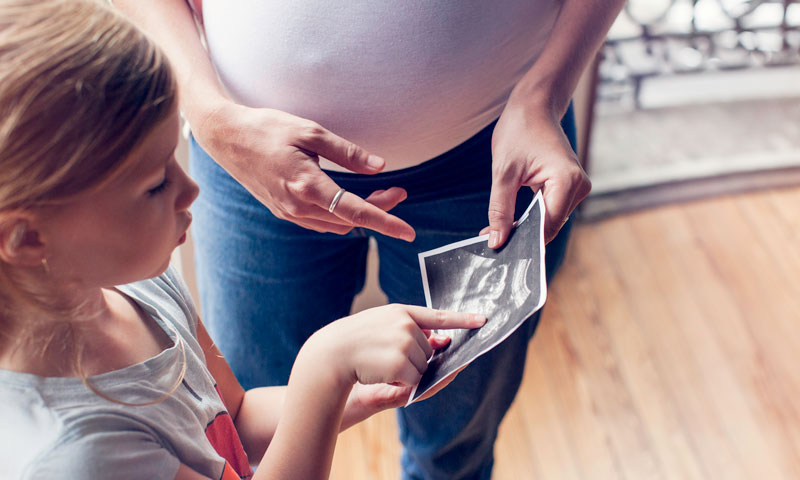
[151,255,174,279]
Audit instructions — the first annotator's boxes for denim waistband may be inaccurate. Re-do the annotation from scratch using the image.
[326,102,576,204]
[325,120,497,204]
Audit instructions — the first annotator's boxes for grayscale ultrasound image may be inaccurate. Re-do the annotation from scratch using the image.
[409,194,546,403]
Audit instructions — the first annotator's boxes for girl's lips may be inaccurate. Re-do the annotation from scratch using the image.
[178,212,192,245]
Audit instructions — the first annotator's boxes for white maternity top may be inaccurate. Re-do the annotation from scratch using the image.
[201,1,562,170]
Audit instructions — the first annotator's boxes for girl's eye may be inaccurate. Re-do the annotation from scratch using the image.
[147,177,171,196]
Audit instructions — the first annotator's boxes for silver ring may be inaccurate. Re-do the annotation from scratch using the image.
[328,187,346,213]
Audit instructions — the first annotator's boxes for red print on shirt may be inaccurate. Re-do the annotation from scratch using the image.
[205,386,253,479]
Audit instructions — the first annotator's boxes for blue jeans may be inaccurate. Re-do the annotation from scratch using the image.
[189,107,576,480]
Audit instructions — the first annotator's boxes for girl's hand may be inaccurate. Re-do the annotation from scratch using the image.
[341,367,464,430]
[193,103,415,240]
[266,305,481,479]
[348,330,454,409]
[305,304,485,392]
[333,321,472,431]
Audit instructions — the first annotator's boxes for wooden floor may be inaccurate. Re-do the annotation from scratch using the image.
[329,185,800,480]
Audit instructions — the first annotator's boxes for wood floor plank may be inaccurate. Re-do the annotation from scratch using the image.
[630,203,790,479]
[576,217,706,480]
[740,193,800,277]
[683,196,800,478]
[555,229,665,480]
[607,212,741,478]
[529,255,628,479]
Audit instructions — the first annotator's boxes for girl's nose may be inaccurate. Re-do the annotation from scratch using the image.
[176,167,199,211]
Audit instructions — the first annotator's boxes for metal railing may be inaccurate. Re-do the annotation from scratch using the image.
[598,0,800,108]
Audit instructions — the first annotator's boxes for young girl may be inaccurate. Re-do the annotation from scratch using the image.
[0,1,484,478]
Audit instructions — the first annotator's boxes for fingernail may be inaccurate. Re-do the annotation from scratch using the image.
[472,314,487,326]
[367,155,384,170]
[488,230,499,248]
[432,333,450,342]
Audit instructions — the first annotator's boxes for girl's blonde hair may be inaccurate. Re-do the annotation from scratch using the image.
[0,0,176,210]
[0,0,183,403]
[0,0,176,303]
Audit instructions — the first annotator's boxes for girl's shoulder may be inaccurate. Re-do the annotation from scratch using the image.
[118,265,200,338]
[0,275,224,479]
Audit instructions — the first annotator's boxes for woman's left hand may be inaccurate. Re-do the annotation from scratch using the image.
[485,101,591,248]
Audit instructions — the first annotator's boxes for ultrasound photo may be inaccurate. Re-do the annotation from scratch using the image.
[407,192,547,405]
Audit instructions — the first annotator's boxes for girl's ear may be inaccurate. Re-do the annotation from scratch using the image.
[0,212,45,266]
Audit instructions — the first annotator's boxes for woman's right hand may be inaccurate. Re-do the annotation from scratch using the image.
[192,103,416,240]
[303,304,486,391]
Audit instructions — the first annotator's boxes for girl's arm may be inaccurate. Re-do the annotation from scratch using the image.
[196,306,483,479]
[255,305,484,479]
[197,313,457,466]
